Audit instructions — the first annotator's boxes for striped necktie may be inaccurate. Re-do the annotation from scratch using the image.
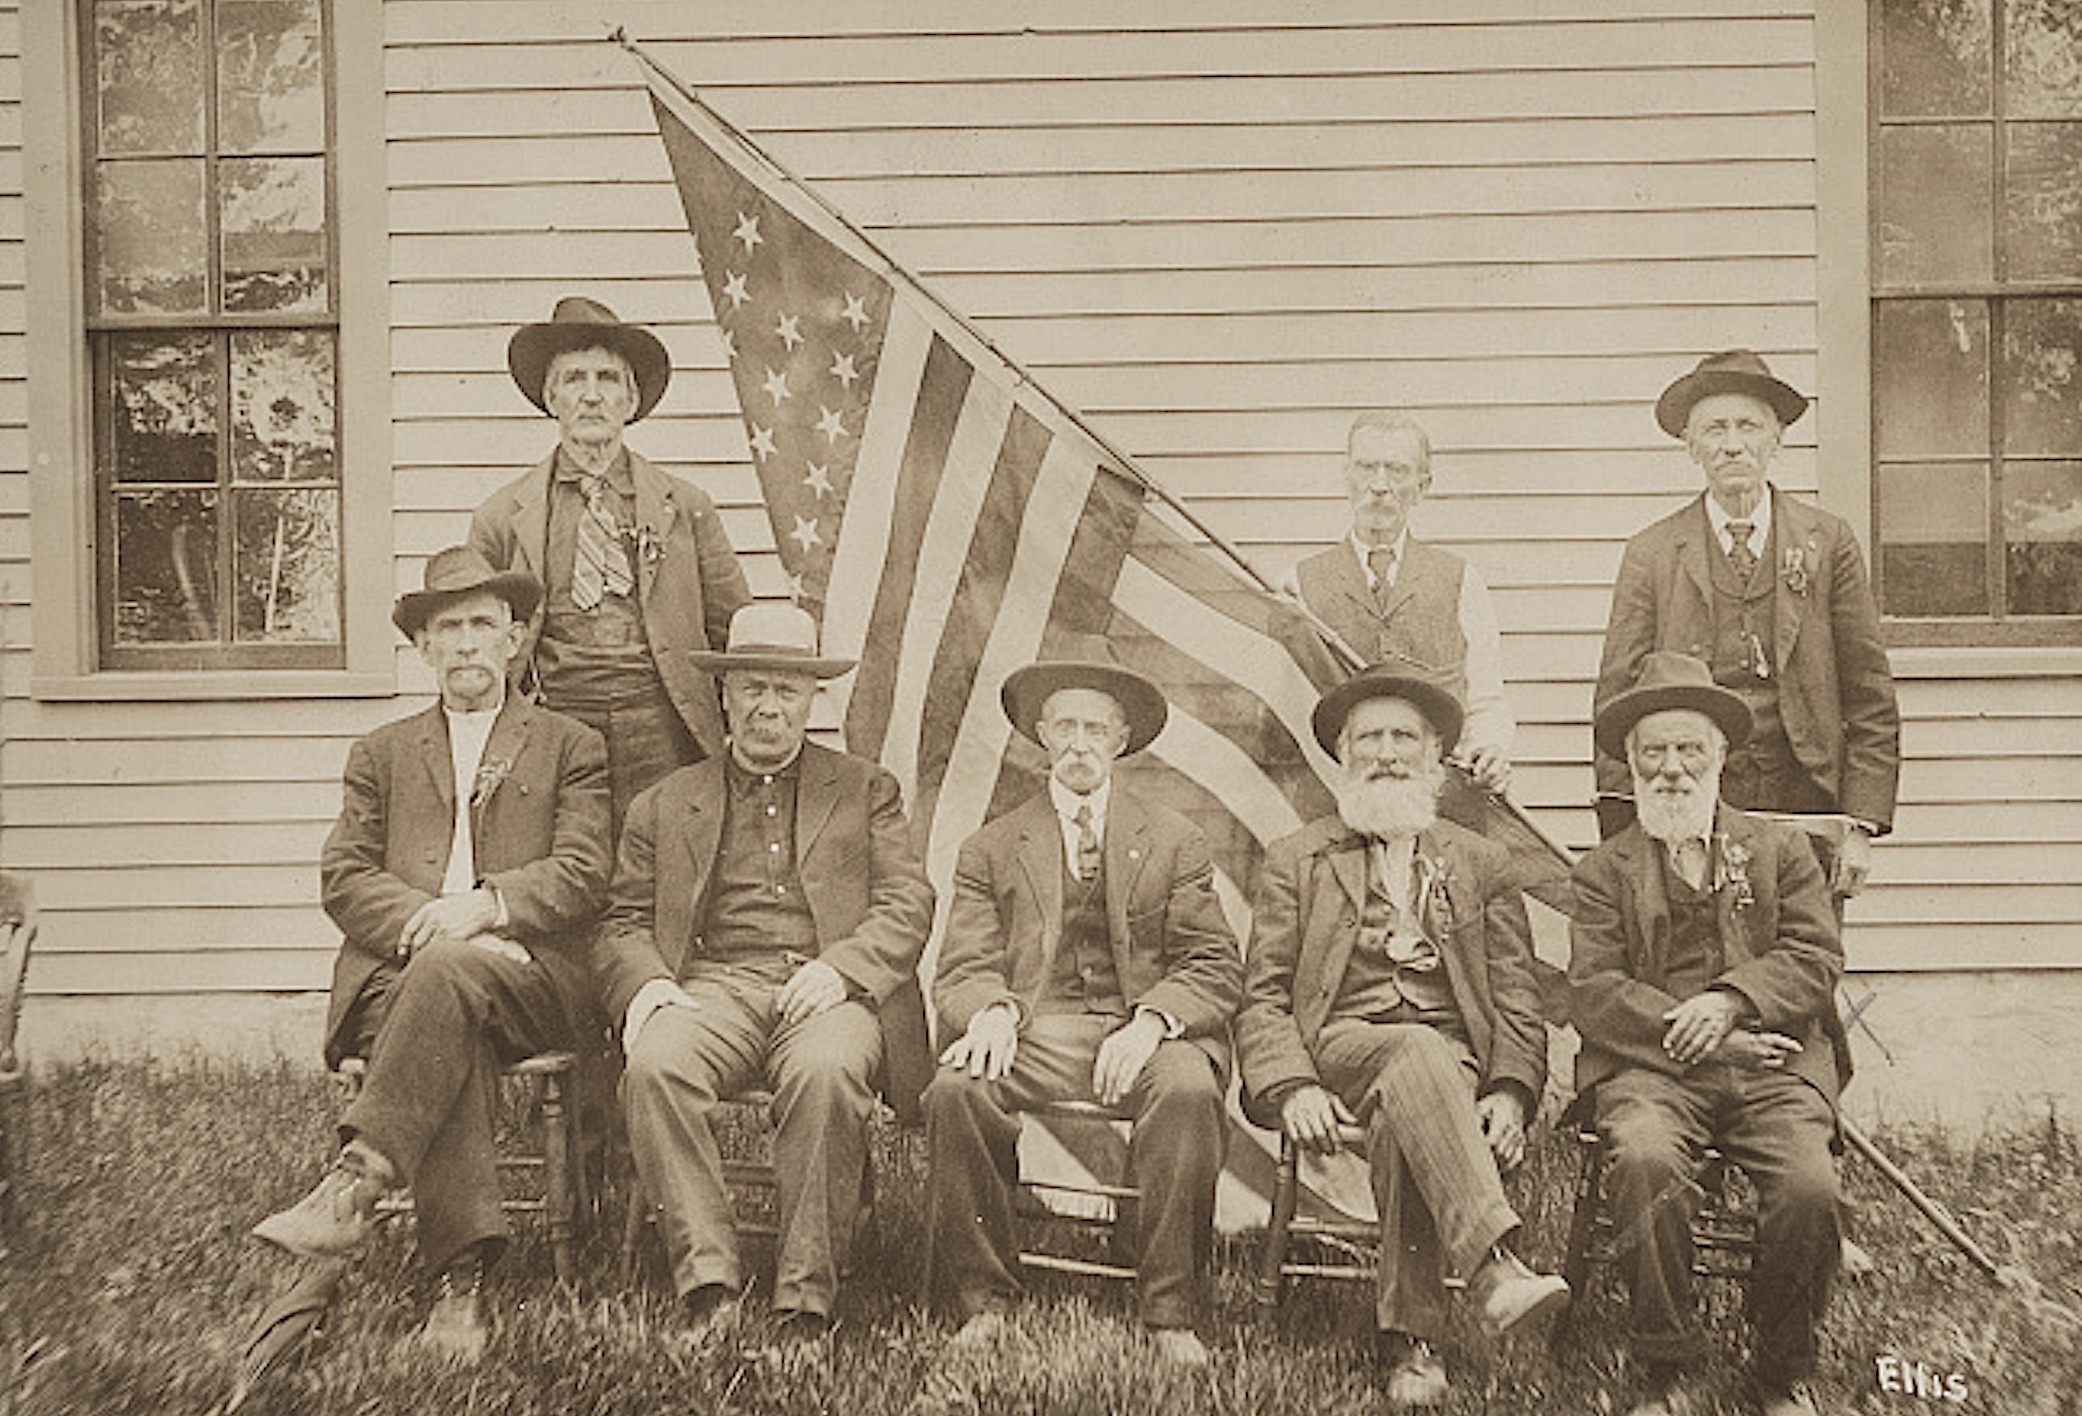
[1073,802,1102,880]
[570,476,634,611]
[1367,544,1396,608]
[1725,519,1759,582]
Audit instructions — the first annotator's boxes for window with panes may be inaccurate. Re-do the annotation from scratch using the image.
[83,0,342,669]
[1871,0,2082,636]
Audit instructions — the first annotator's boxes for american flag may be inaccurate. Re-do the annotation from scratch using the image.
[634,44,1559,1229]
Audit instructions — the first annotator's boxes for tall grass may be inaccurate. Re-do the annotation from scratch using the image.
[1,1058,2077,1415]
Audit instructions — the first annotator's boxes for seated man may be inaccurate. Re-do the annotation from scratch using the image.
[1237,668,1566,1408]
[1571,651,1844,1416]
[253,547,614,1364]
[593,603,934,1349]
[923,659,1241,1368]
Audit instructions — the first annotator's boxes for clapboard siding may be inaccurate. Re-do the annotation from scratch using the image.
[0,1,2073,1011]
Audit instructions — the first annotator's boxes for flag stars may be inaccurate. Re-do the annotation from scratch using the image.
[804,462,834,498]
[775,313,804,351]
[748,424,777,462]
[789,514,823,553]
[829,351,860,389]
[815,405,848,445]
[760,367,791,406]
[721,271,750,311]
[840,292,871,333]
[732,211,764,254]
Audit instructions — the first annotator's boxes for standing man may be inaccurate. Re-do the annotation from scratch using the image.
[471,295,752,829]
[922,660,1241,1368]
[253,547,613,1364]
[1236,668,1566,1408]
[1595,351,1899,901]
[1571,652,1845,1416]
[592,603,934,1349]
[1285,410,1514,791]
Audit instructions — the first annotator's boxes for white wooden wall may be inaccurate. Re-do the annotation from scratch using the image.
[0,1,2075,1007]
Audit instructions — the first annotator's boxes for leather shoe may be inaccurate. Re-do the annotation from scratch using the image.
[1377,1331,1449,1408]
[1758,1381,1822,1416]
[410,1261,489,1367]
[1466,1246,1569,1339]
[947,1309,1010,1353]
[679,1283,741,1342]
[252,1156,388,1259]
[1149,1327,1210,1369]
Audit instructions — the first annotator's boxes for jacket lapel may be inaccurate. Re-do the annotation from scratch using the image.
[471,699,532,828]
[667,760,727,967]
[1770,489,1812,673]
[1104,790,1151,984]
[629,451,675,601]
[1713,803,1757,964]
[512,453,554,585]
[1304,838,1371,1024]
[793,745,840,867]
[1677,496,1714,613]
[1619,828,1672,985]
[414,705,455,815]
[1014,797,1066,980]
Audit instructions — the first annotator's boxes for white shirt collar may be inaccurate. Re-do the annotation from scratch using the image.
[1368,832,1418,910]
[1050,775,1111,830]
[1349,528,1410,588]
[1704,484,1772,552]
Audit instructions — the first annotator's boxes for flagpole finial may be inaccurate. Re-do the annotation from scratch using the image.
[607,24,633,49]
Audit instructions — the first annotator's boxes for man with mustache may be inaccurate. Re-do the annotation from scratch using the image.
[1237,668,1566,1408]
[1593,352,1898,904]
[922,659,1241,1368]
[470,297,752,831]
[1284,411,1514,791]
[1571,651,1844,1416]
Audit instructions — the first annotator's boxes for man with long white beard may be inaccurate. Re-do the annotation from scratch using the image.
[1237,669,1565,1409]
[1571,651,1844,1416]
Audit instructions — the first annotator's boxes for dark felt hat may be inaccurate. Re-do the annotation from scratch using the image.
[687,603,856,679]
[1312,668,1464,757]
[392,546,542,639]
[1594,650,1753,758]
[1001,659,1169,756]
[1654,349,1809,438]
[507,296,672,422]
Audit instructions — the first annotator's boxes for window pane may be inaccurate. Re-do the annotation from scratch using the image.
[2004,297,2082,455]
[221,156,328,313]
[234,487,339,642]
[107,332,219,484]
[231,329,335,483]
[94,0,205,155]
[1878,461,1991,616]
[2007,0,2082,118]
[2005,121,2082,281]
[1875,298,1990,456]
[1880,0,1991,117]
[2005,461,2082,615]
[1878,126,1994,286]
[217,0,326,153]
[113,487,220,644]
[95,158,207,315]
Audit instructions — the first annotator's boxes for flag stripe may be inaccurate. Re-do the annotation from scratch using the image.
[842,334,973,759]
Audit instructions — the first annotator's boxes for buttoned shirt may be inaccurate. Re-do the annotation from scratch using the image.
[440,702,501,896]
[701,750,817,966]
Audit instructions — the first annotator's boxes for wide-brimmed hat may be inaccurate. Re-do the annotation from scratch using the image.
[1594,650,1753,758]
[393,546,542,639]
[1001,659,1169,756]
[507,296,672,422]
[1311,668,1464,757]
[1654,349,1809,438]
[687,603,856,679]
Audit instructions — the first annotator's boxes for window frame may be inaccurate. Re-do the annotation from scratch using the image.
[1836,0,2082,648]
[26,0,394,700]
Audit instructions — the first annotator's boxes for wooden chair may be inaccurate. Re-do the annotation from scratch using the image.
[1554,1117,1758,1347]
[0,874,36,1249]
[1011,1098,1151,1285]
[336,1049,585,1284]
[1253,1121,1377,1308]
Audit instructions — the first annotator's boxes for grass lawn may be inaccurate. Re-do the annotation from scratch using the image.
[1,1057,2078,1415]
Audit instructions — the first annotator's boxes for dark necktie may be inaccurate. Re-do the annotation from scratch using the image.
[1725,519,1759,582]
[1072,802,1101,881]
[1367,545,1396,608]
[571,476,634,611]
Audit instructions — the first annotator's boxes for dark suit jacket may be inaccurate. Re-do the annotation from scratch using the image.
[1569,804,1842,1104]
[591,742,935,1027]
[319,699,614,1067]
[934,789,1242,1077]
[468,449,752,760]
[1594,488,1900,832]
[1236,816,1548,1114]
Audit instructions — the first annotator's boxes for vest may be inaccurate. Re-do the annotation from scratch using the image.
[1660,848,1725,1004]
[1705,517,1795,792]
[1043,853,1125,1016]
[1296,540,1471,709]
[1329,867,1460,1027]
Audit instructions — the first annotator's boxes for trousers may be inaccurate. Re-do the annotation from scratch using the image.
[339,937,573,1274]
[1315,1018,1522,1338]
[921,1013,1226,1329]
[623,965,884,1315]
